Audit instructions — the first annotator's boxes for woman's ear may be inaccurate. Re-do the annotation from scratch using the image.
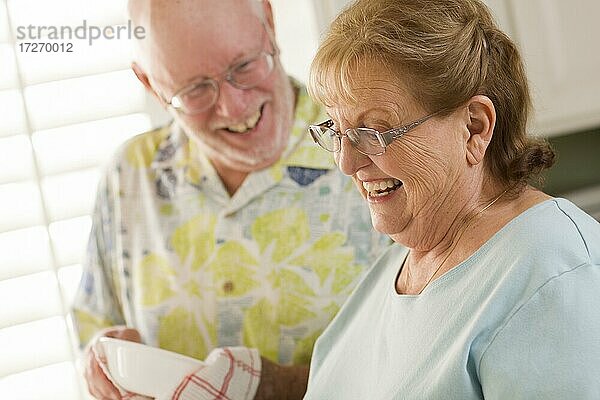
[465,95,496,166]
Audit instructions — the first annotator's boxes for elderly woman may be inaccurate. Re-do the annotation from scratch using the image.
[303,0,600,398]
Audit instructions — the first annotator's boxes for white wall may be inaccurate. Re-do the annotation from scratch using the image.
[270,0,321,83]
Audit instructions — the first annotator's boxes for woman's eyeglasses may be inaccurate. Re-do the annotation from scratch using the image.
[308,111,441,156]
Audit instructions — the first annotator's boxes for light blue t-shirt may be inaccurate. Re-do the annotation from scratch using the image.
[305,198,600,399]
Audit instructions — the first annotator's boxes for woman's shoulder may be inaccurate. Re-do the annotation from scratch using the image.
[497,197,600,266]
[471,196,600,304]
[551,197,600,261]
[476,200,600,394]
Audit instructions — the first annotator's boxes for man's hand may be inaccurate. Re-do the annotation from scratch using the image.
[254,357,309,400]
[83,326,142,400]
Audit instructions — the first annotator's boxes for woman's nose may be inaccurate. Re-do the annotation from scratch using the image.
[335,136,368,176]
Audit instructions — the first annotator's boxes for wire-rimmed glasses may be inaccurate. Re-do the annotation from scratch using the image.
[165,30,278,115]
[308,111,442,156]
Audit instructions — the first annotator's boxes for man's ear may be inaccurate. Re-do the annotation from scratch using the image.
[261,0,276,32]
[131,62,166,106]
[132,62,152,91]
[465,95,496,166]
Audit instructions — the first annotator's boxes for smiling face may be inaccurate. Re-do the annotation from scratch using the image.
[325,65,475,249]
[132,0,295,174]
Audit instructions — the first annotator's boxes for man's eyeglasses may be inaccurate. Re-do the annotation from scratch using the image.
[165,30,278,115]
[308,111,441,156]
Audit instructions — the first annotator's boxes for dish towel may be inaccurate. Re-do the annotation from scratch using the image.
[94,343,261,400]
[171,347,261,400]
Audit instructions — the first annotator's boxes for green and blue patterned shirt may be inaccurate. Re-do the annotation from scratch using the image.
[72,82,389,365]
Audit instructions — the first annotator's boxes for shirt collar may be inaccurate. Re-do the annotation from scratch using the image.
[151,78,336,191]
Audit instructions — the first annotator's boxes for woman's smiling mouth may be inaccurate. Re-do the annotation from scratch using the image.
[362,178,403,197]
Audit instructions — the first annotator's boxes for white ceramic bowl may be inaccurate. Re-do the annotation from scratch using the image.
[99,337,204,399]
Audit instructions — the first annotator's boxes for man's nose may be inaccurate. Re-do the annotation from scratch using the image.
[213,81,250,117]
[335,136,369,176]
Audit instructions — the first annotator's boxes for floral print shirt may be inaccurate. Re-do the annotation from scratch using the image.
[72,82,389,365]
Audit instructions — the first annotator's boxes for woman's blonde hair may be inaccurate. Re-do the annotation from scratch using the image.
[308,0,554,186]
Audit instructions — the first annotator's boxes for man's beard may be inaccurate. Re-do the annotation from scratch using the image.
[180,119,290,172]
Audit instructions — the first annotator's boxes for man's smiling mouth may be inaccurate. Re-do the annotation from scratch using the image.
[225,106,263,134]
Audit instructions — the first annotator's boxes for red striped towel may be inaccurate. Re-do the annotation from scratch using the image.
[171,347,261,400]
[96,343,261,400]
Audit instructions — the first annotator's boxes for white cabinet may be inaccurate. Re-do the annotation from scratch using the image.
[505,0,600,137]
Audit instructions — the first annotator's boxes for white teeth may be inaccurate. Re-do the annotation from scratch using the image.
[228,123,248,133]
[226,109,262,133]
[362,179,402,196]
[246,109,261,128]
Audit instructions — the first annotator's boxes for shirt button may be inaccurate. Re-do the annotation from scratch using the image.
[223,280,234,293]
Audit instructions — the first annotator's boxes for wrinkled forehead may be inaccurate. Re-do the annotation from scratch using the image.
[314,63,419,125]
[316,61,410,105]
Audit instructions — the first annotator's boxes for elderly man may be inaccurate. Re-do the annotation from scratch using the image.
[72,0,388,398]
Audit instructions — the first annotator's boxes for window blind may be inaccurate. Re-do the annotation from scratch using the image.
[0,0,158,398]
[0,1,325,397]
